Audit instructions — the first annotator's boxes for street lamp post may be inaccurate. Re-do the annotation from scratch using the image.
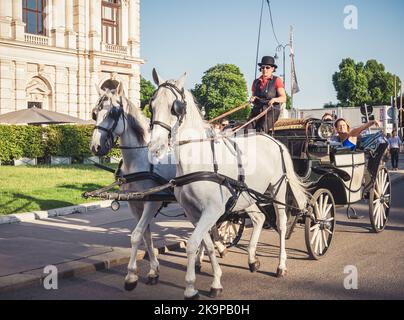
[274,44,291,88]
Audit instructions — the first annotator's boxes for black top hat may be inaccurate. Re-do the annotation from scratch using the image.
[258,56,278,69]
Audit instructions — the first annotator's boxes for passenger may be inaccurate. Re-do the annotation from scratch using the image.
[322,113,336,122]
[333,118,380,151]
[221,118,230,130]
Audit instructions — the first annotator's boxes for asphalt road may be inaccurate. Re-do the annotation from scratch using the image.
[1,179,404,301]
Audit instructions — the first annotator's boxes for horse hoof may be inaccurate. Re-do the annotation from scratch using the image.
[146,275,159,286]
[248,258,261,273]
[276,268,287,278]
[184,293,200,300]
[124,280,138,291]
[209,288,223,298]
[195,265,202,274]
[219,249,228,259]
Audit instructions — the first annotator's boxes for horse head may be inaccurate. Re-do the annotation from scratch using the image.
[148,68,187,160]
[90,83,127,156]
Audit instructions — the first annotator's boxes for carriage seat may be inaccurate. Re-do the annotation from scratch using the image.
[274,118,310,131]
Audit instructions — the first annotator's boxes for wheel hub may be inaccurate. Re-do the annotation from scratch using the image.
[319,221,331,231]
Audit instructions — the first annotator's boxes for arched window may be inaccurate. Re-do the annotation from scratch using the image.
[102,0,121,45]
[23,0,46,35]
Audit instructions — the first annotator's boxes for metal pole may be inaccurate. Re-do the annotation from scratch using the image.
[282,46,286,86]
[254,0,265,80]
[400,80,403,138]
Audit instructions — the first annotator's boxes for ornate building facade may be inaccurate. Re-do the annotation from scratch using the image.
[0,0,142,119]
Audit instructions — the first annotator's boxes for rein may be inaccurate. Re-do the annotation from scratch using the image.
[178,105,276,146]
[150,82,276,148]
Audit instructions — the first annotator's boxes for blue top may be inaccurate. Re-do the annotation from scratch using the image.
[342,138,356,151]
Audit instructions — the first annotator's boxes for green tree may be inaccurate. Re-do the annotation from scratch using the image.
[333,58,401,107]
[193,64,250,120]
[323,102,338,109]
[140,76,156,117]
[332,58,370,107]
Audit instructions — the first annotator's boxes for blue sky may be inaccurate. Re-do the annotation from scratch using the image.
[140,0,404,109]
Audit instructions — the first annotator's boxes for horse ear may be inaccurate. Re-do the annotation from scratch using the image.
[152,68,164,86]
[116,82,125,97]
[176,72,187,90]
[95,85,105,97]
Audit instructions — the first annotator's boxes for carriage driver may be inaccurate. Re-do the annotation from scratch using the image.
[249,56,287,133]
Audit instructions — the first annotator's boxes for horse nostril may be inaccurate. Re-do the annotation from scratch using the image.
[96,145,101,153]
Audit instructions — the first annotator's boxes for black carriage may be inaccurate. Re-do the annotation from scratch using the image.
[218,118,390,259]
[85,117,390,261]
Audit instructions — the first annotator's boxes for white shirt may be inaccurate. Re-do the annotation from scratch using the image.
[388,136,402,149]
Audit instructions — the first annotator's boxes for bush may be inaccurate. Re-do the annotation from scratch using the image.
[0,126,22,163]
[44,125,94,161]
[15,125,45,158]
[0,125,98,164]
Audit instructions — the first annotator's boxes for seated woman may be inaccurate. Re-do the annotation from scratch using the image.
[333,118,380,151]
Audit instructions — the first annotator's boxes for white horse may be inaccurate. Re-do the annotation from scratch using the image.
[89,84,227,291]
[148,69,309,299]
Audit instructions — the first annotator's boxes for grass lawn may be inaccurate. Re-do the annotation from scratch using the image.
[0,164,118,215]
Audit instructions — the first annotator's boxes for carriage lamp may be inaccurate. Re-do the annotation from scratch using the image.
[111,200,121,212]
[318,123,335,140]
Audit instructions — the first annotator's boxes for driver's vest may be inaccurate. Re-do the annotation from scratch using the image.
[253,76,281,111]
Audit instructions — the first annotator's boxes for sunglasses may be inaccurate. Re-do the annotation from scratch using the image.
[260,66,273,71]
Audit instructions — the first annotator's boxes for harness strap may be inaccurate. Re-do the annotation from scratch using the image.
[210,140,219,173]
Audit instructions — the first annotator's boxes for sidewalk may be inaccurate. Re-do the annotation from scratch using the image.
[384,151,404,183]
[1,154,404,294]
[0,203,193,293]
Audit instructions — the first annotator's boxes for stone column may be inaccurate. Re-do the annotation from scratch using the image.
[15,61,27,110]
[0,59,13,114]
[128,0,140,57]
[121,1,128,47]
[89,0,101,51]
[64,0,76,49]
[129,72,140,107]
[51,0,66,47]
[11,0,25,41]
[0,1,13,39]
[90,69,100,115]
[55,66,68,114]
[67,67,78,117]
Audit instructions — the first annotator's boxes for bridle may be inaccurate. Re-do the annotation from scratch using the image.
[93,95,147,150]
[149,82,187,140]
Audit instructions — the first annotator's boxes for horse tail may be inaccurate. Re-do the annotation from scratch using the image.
[280,143,310,211]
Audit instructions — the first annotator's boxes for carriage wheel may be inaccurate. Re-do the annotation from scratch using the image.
[215,217,246,248]
[369,167,390,233]
[305,189,336,260]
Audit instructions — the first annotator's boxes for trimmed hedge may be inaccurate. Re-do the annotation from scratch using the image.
[0,125,121,163]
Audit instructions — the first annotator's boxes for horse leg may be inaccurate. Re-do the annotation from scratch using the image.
[125,202,162,290]
[143,223,160,285]
[184,210,220,300]
[202,232,223,298]
[274,200,288,277]
[246,204,266,273]
[195,243,205,273]
[210,225,228,258]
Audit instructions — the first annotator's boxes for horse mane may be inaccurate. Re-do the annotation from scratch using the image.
[124,96,150,145]
[184,89,217,138]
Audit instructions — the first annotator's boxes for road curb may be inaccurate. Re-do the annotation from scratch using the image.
[0,240,187,294]
[0,200,128,226]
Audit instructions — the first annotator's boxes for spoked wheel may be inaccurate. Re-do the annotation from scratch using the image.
[369,167,391,233]
[305,189,336,260]
[215,217,246,248]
